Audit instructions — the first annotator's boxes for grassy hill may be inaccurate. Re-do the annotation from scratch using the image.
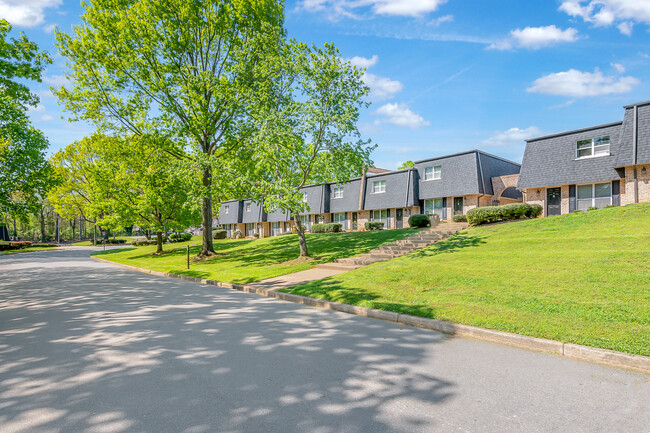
[92,229,417,284]
[284,204,650,355]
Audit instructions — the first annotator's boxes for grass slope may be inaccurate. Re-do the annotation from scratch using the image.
[0,246,58,255]
[93,229,417,284]
[283,204,650,356]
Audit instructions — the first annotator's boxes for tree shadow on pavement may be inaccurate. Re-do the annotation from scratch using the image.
[0,249,456,433]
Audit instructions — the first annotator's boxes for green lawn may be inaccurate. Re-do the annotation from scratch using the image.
[92,229,417,284]
[0,246,59,255]
[71,236,133,246]
[283,204,650,356]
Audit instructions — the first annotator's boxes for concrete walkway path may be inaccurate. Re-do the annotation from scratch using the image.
[1,249,648,433]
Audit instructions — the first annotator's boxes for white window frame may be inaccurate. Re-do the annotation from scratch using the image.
[245,203,251,212]
[424,165,442,181]
[299,215,311,230]
[576,182,612,210]
[271,222,281,237]
[333,186,344,199]
[245,223,255,236]
[224,205,229,215]
[576,136,610,159]
[333,212,346,229]
[370,209,389,228]
[372,180,386,194]
[423,198,444,218]
[302,192,308,203]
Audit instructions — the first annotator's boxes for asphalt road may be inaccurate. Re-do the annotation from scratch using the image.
[0,248,648,433]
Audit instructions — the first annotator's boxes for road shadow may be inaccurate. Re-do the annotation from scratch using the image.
[0,249,455,433]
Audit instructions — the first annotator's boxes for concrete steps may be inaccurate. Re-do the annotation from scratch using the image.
[334,222,468,267]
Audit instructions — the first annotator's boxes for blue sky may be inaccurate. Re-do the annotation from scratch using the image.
[4,0,650,169]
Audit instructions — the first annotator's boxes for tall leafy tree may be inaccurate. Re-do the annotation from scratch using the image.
[251,42,374,257]
[54,0,285,257]
[0,19,54,217]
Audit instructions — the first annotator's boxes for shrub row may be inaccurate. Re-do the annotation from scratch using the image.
[466,203,543,225]
[364,221,384,230]
[453,214,467,222]
[133,239,158,246]
[213,229,227,239]
[0,241,32,251]
[94,239,127,245]
[169,233,192,242]
[407,214,431,228]
[311,223,342,233]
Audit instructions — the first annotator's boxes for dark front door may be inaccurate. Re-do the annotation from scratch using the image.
[396,209,403,228]
[453,197,463,215]
[352,212,358,231]
[547,188,561,216]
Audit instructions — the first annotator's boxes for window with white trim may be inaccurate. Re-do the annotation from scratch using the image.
[223,224,232,237]
[333,186,344,199]
[424,198,444,219]
[333,212,346,229]
[245,223,255,236]
[224,205,229,215]
[300,215,311,229]
[302,192,308,202]
[245,203,251,212]
[271,222,281,236]
[370,209,389,228]
[424,165,442,181]
[577,136,610,159]
[577,182,612,210]
[372,180,386,193]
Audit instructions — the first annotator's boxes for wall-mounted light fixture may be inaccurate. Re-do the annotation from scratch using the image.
[537,189,541,194]
[642,167,647,175]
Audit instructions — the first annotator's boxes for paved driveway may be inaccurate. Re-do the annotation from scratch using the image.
[0,249,648,433]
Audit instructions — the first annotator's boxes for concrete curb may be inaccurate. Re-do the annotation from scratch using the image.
[91,256,650,374]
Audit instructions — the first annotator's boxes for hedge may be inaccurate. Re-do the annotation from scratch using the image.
[0,241,32,251]
[365,221,384,230]
[452,214,467,222]
[133,240,158,246]
[212,229,227,240]
[408,214,431,228]
[170,233,192,242]
[311,223,342,233]
[93,238,128,245]
[466,203,543,225]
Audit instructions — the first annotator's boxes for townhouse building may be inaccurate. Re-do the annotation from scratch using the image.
[518,100,650,216]
[217,150,522,237]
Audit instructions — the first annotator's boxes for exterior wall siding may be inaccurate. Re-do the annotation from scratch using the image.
[622,164,650,204]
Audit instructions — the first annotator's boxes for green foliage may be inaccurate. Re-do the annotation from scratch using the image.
[311,223,342,233]
[54,0,286,255]
[398,160,415,169]
[170,233,192,242]
[365,221,384,230]
[408,214,431,228]
[453,214,467,222]
[0,20,55,217]
[133,239,158,246]
[292,223,306,234]
[95,239,127,245]
[466,203,540,225]
[0,240,32,251]
[212,229,227,240]
[587,206,598,211]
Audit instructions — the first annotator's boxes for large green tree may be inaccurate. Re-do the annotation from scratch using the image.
[251,42,374,257]
[54,0,285,257]
[0,19,54,217]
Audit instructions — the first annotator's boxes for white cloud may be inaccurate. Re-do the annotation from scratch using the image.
[43,23,56,34]
[489,25,579,50]
[346,55,403,100]
[299,0,446,19]
[527,68,639,97]
[364,73,403,100]
[348,55,379,69]
[611,62,626,73]
[482,127,542,146]
[375,103,429,129]
[559,0,650,35]
[0,0,62,27]
[42,74,70,87]
[428,14,454,26]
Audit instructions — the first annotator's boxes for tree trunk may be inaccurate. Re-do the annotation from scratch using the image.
[199,166,215,257]
[13,217,17,238]
[294,215,309,257]
[40,209,46,243]
[156,231,163,254]
[145,229,151,240]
